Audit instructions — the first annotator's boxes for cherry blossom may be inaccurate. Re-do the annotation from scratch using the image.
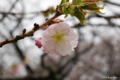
[40,22,78,56]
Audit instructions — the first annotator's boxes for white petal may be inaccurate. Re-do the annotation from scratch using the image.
[64,29,77,41]
[43,26,55,39]
[41,37,55,53]
[71,38,78,48]
[55,41,72,56]
[54,23,70,35]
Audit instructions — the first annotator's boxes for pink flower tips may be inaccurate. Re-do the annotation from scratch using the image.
[35,38,42,48]
[35,22,78,56]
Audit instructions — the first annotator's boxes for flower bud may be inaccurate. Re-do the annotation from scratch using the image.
[35,38,42,48]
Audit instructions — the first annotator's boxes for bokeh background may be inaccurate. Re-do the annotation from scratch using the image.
[0,0,120,80]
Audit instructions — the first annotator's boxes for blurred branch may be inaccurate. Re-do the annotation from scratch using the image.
[41,53,53,72]
[0,7,55,16]
[41,53,56,80]
[0,0,19,21]
[59,65,72,80]
[0,75,50,80]
[104,0,120,6]
[87,23,120,27]
[96,14,120,19]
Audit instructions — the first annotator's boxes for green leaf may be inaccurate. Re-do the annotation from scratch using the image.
[72,11,86,25]
[70,6,87,25]
[58,0,105,25]
[60,0,70,13]
[81,4,106,14]
[60,0,69,5]
[72,0,81,5]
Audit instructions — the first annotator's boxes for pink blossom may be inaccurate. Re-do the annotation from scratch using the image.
[35,38,42,48]
[41,22,78,56]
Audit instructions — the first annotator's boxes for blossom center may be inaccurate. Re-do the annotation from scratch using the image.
[52,33,65,44]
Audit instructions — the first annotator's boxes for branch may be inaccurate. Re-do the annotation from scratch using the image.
[0,11,62,47]
[104,0,120,6]
[0,7,55,16]
[96,14,120,19]
[0,75,50,80]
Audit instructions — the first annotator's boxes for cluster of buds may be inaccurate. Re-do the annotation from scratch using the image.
[59,0,106,25]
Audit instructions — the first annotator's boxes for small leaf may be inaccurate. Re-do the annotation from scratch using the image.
[72,0,82,5]
[70,6,87,25]
[60,0,70,13]
[81,3,106,14]
[58,0,105,25]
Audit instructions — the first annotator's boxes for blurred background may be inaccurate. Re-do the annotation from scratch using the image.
[0,0,120,80]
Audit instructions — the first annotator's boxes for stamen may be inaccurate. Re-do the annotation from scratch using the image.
[52,33,65,44]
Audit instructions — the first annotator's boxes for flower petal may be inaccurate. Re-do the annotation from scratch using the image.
[64,29,77,41]
[55,41,72,56]
[54,23,70,35]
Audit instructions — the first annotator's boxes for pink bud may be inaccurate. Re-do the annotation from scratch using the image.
[35,38,42,48]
